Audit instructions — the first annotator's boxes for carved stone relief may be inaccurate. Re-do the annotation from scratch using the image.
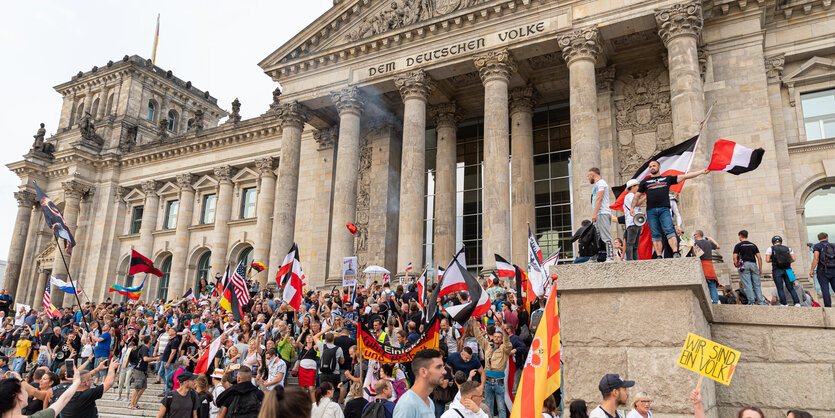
[346,0,490,41]
[614,66,673,179]
[354,132,374,259]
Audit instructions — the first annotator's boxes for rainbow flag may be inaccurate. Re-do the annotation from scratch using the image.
[109,277,146,300]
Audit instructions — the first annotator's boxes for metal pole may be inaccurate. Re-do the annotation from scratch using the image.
[53,235,90,332]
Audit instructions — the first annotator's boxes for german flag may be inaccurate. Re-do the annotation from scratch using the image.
[219,264,243,321]
[129,249,163,277]
[248,261,265,275]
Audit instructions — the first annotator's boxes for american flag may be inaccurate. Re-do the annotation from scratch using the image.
[42,286,61,318]
[230,261,250,306]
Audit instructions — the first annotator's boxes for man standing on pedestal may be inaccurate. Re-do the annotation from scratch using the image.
[588,168,614,262]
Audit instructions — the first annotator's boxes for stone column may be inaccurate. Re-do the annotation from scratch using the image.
[510,86,537,266]
[327,86,365,284]
[51,180,89,307]
[430,102,460,268]
[395,70,434,276]
[269,102,311,281]
[32,268,50,309]
[18,203,42,305]
[656,2,713,230]
[138,180,160,301]
[254,157,276,286]
[210,166,235,276]
[172,174,195,296]
[4,190,36,299]
[558,27,602,225]
[475,50,516,268]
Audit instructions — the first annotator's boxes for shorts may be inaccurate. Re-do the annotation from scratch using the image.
[132,369,147,390]
[646,207,676,241]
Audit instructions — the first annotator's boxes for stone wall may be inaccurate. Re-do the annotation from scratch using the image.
[554,258,835,418]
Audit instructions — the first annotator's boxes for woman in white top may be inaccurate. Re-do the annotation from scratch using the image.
[310,382,343,418]
[626,392,652,418]
[542,394,561,418]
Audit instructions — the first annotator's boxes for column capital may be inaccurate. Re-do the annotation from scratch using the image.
[254,157,275,176]
[14,190,36,208]
[330,86,366,116]
[277,101,311,129]
[313,126,338,150]
[430,102,461,129]
[141,180,159,197]
[176,173,196,192]
[509,86,537,116]
[474,49,517,83]
[213,166,234,183]
[62,180,91,201]
[655,1,703,46]
[596,66,616,92]
[765,54,785,84]
[394,69,434,101]
[558,27,602,66]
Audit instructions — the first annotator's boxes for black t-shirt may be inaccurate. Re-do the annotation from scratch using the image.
[61,385,104,418]
[161,389,198,417]
[344,397,369,418]
[333,335,356,359]
[637,175,678,209]
[136,345,150,372]
[694,239,718,261]
[162,336,181,363]
[733,241,760,263]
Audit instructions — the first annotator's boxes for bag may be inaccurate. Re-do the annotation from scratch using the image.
[786,268,796,283]
[518,324,531,344]
[320,345,338,374]
[822,242,835,269]
[771,245,792,269]
[228,390,261,418]
[361,400,388,418]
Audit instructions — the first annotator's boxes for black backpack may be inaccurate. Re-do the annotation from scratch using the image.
[320,345,338,374]
[163,390,197,418]
[361,400,388,418]
[771,245,792,269]
[822,243,835,269]
[228,390,261,418]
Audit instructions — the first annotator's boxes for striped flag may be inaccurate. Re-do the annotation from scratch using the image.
[50,276,81,295]
[129,249,163,277]
[416,267,427,307]
[151,14,160,65]
[406,263,413,272]
[442,257,491,326]
[230,261,249,307]
[182,288,197,304]
[109,277,146,300]
[494,254,515,278]
[707,139,765,175]
[42,286,62,318]
[528,226,547,297]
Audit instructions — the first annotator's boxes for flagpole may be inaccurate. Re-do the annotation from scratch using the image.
[52,235,90,332]
[684,102,717,175]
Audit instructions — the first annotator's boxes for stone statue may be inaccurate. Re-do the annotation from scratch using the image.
[120,125,138,152]
[32,123,46,149]
[193,109,204,133]
[229,98,241,123]
[158,118,168,139]
[79,111,96,140]
[272,87,282,106]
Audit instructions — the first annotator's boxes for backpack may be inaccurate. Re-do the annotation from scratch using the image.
[771,245,792,269]
[361,400,388,418]
[320,345,338,374]
[228,390,261,418]
[163,390,198,418]
[822,243,835,269]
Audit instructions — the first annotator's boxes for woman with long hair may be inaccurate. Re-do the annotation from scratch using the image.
[310,382,343,418]
[257,386,312,418]
[297,335,319,399]
[0,371,81,418]
[343,382,368,418]
[543,395,560,418]
[194,374,212,418]
[19,372,59,414]
[569,399,589,418]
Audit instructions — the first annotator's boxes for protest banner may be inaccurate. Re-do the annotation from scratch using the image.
[342,256,358,287]
[677,332,740,386]
[358,315,439,363]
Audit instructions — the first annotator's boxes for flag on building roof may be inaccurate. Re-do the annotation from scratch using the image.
[707,139,765,175]
[442,257,491,326]
[128,249,164,277]
[510,281,562,418]
[495,254,515,278]
[34,182,77,255]
[50,276,81,295]
[109,277,146,301]
[42,286,62,318]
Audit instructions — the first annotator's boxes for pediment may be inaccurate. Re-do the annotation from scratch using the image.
[782,56,835,86]
[157,181,180,197]
[123,188,145,203]
[231,167,258,184]
[193,174,218,191]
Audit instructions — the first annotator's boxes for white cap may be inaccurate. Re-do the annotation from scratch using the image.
[626,179,640,188]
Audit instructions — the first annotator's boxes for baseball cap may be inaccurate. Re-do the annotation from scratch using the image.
[626,179,640,188]
[599,374,635,393]
[177,371,199,382]
[772,235,783,243]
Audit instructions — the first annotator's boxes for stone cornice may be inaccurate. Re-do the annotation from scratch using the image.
[655,2,703,46]
[558,27,602,66]
[788,138,835,155]
[394,70,434,101]
[474,49,517,83]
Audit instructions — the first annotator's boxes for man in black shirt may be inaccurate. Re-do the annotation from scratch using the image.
[130,335,159,409]
[631,161,709,258]
[732,229,766,305]
[61,359,119,418]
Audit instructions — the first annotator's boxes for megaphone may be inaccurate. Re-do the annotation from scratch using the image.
[634,213,647,227]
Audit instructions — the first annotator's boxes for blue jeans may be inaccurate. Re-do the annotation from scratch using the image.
[817,268,835,307]
[485,379,507,418]
[434,399,445,418]
[11,357,25,374]
[772,268,799,305]
[646,207,676,242]
[706,280,719,304]
[739,262,766,305]
[163,364,176,392]
[94,356,108,379]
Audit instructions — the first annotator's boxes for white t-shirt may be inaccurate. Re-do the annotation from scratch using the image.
[266,357,287,390]
[623,193,639,227]
[210,383,225,418]
[626,410,651,418]
[592,179,611,215]
[589,406,625,418]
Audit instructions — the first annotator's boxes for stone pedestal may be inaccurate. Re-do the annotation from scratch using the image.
[51,180,89,307]
[327,87,365,284]
[210,166,234,278]
[431,102,460,268]
[509,87,536,266]
[172,174,195,296]
[475,50,516,269]
[4,190,36,298]
[395,70,433,275]
[559,28,602,226]
[254,157,276,286]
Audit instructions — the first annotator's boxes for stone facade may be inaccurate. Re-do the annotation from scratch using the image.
[5,1,835,307]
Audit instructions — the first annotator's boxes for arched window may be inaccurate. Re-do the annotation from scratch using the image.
[106,94,115,115]
[147,100,156,121]
[167,110,178,132]
[91,98,100,118]
[238,246,254,268]
[76,102,85,123]
[187,118,194,132]
[158,255,172,300]
[805,185,835,244]
[197,251,212,288]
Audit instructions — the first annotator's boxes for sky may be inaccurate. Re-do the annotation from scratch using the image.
[0,0,333,259]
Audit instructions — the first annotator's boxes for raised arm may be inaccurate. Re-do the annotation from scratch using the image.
[48,373,83,416]
[676,168,709,183]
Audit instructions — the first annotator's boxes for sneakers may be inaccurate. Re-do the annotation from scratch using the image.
[795,304,801,307]
[115,397,123,402]
[673,252,682,258]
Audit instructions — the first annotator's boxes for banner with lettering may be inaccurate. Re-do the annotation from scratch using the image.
[358,315,439,363]
[677,332,740,385]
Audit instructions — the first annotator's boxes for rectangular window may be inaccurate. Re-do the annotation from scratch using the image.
[240,187,257,219]
[164,200,179,230]
[802,89,835,141]
[201,194,216,224]
[130,206,143,234]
